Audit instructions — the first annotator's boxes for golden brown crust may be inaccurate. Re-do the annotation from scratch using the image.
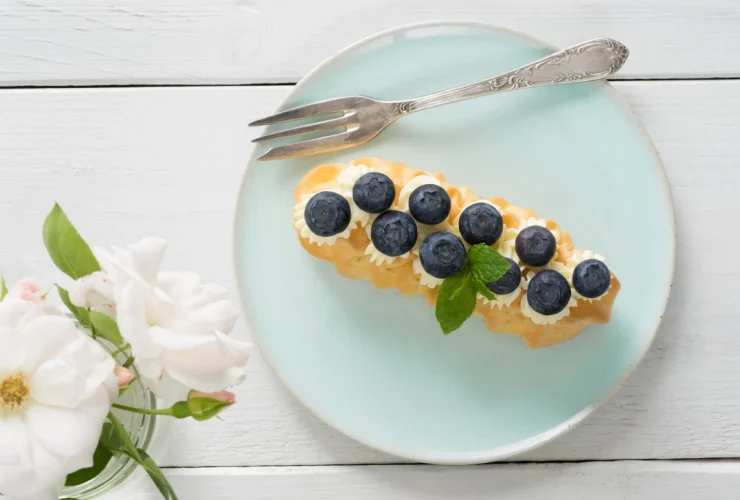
[295,157,620,349]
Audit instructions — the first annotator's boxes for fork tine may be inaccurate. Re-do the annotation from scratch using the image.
[252,114,354,144]
[257,130,356,161]
[249,98,352,127]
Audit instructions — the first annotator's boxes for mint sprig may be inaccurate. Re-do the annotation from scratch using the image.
[467,244,512,282]
[436,270,477,334]
[434,244,511,334]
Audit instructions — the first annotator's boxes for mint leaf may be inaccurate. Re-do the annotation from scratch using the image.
[467,244,510,283]
[0,274,7,301]
[89,311,124,345]
[472,273,496,301]
[435,270,477,335]
[43,203,100,280]
[65,441,113,486]
[56,285,91,327]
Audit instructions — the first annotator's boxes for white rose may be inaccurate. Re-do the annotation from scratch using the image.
[1,279,61,328]
[69,271,116,316]
[76,238,251,402]
[0,297,117,500]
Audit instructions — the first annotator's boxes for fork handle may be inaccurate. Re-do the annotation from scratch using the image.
[394,38,629,115]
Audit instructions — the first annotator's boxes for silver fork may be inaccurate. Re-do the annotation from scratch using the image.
[250,38,629,161]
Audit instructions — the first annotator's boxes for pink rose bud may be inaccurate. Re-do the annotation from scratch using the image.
[189,390,236,404]
[180,390,238,421]
[10,279,42,303]
[114,366,135,388]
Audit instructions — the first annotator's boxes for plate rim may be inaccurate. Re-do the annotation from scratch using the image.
[232,20,677,464]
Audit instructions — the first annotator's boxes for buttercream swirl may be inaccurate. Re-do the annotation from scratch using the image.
[363,220,411,266]
[478,287,522,310]
[564,250,611,302]
[520,270,578,325]
[293,190,354,246]
[412,256,444,288]
[397,175,441,212]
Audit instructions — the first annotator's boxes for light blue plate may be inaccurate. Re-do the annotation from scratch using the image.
[234,22,675,464]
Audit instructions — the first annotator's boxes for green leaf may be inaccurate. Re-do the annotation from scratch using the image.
[43,203,101,280]
[435,270,477,335]
[472,273,496,301]
[467,244,511,283]
[56,285,91,327]
[137,448,179,500]
[100,421,124,452]
[0,274,7,301]
[103,414,136,455]
[65,440,113,486]
[89,311,124,345]
[103,413,178,498]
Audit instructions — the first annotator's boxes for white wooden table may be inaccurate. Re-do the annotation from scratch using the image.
[2,1,740,498]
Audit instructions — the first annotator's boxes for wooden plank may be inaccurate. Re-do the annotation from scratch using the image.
[110,461,740,499]
[0,81,737,466]
[0,0,739,85]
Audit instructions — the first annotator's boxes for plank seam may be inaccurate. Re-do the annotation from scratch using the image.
[159,457,740,470]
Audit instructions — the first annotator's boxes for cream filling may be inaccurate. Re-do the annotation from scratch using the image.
[364,220,411,266]
[397,175,442,212]
[293,191,354,246]
[337,163,370,199]
[478,287,522,310]
[564,250,611,302]
[495,227,519,261]
[412,256,444,288]
[521,216,561,243]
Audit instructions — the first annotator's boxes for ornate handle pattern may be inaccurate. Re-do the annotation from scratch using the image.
[395,38,629,116]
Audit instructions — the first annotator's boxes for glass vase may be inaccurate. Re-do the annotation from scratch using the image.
[60,342,157,499]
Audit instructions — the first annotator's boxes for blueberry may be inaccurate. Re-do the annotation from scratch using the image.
[352,172,396,213]
[419,232,467,279]
[304,191,351,237]
[371,210,418,256]
[515,226,557,267]
[527,270,572,315]
[409,184,451,225]
[573,259,611,298]
[458,203,504,245]
[486,258,521,294]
